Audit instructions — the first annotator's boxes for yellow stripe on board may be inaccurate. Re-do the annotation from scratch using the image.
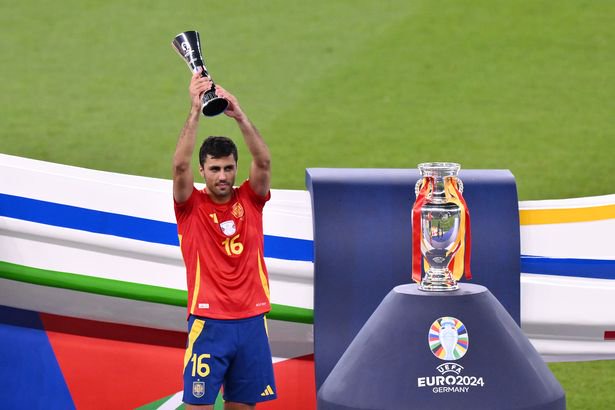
[519,204,615,225]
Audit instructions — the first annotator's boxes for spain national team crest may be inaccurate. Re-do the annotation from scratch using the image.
[220,220,236,236]
[428,316,469,360]
[193,381,205,398]
[232,202,244,218]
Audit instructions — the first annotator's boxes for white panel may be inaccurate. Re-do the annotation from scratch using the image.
[521,273,615,337]
[529,338,615,362]
[520,194,615,209]
[520,220,615,259]
[264,189,313,240]
[0,224,187,289]
[0,278,186,331]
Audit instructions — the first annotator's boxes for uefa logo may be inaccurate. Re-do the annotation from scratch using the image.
[428,316,469,361]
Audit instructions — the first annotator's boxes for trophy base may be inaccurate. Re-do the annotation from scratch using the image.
[202,97,229,117]
[418,270,458,292]
[418,282,459,292]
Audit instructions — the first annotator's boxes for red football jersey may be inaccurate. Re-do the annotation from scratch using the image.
[174,181,271,319]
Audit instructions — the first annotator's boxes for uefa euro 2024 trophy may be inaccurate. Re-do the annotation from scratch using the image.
[172,31,229,117]
[412,162,472,291]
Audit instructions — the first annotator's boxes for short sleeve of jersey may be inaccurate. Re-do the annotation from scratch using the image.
[239,180,271,211]
[174,187,199,224]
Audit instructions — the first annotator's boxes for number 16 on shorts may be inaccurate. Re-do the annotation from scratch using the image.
[191,353,211,377]
[191,353,210,398]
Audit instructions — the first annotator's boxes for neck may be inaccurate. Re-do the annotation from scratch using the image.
[207,189,232,204]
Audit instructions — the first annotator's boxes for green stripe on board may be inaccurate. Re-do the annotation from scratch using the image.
[134,393,177,409]
[0,260,187,305]
[135,391,224,410]
[270,302,313,324]
[0,261,314,324]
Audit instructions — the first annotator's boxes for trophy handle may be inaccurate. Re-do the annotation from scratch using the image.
[414,179,422,197]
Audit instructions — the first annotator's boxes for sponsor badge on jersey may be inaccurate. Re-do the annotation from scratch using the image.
[220,220,237,236]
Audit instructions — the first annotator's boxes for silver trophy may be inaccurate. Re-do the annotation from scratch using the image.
[411,162,472,291]
[172,31,228,117]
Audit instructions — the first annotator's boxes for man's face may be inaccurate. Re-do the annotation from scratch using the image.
[199,154,237,203]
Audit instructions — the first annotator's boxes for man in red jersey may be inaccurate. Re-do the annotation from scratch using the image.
[173,68,276,409]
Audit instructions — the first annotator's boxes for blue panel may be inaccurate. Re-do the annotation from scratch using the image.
[0,193,312,261]
[0,193,179,246]
[522,256,615,279]
[264,235,313,262]
[0,305,75,409]
[306,168,520,389]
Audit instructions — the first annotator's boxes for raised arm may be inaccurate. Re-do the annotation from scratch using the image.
[216,85,271,197]
[173,69,211,203]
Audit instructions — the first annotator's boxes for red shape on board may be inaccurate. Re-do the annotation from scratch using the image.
[41,313,186,410]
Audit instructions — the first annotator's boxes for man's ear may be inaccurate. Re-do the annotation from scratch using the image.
[199,166,205,178]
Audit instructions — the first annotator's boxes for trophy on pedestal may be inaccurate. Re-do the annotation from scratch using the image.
[313,164,565,410]
[412,162,472,291]
[172,30,228,117]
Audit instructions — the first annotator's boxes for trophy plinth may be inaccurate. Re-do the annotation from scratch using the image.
[172,30,229,117]
[317,283,565,409]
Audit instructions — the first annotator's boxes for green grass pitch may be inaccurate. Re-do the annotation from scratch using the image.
[2,1,614,408]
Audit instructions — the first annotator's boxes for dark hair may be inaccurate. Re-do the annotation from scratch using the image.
[199,136,238,167]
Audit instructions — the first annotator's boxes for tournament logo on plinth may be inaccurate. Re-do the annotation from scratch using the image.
[419,317,484,393]
[428,316,468,361]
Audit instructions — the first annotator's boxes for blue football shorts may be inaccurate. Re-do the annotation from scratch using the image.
[182,314,277,405]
